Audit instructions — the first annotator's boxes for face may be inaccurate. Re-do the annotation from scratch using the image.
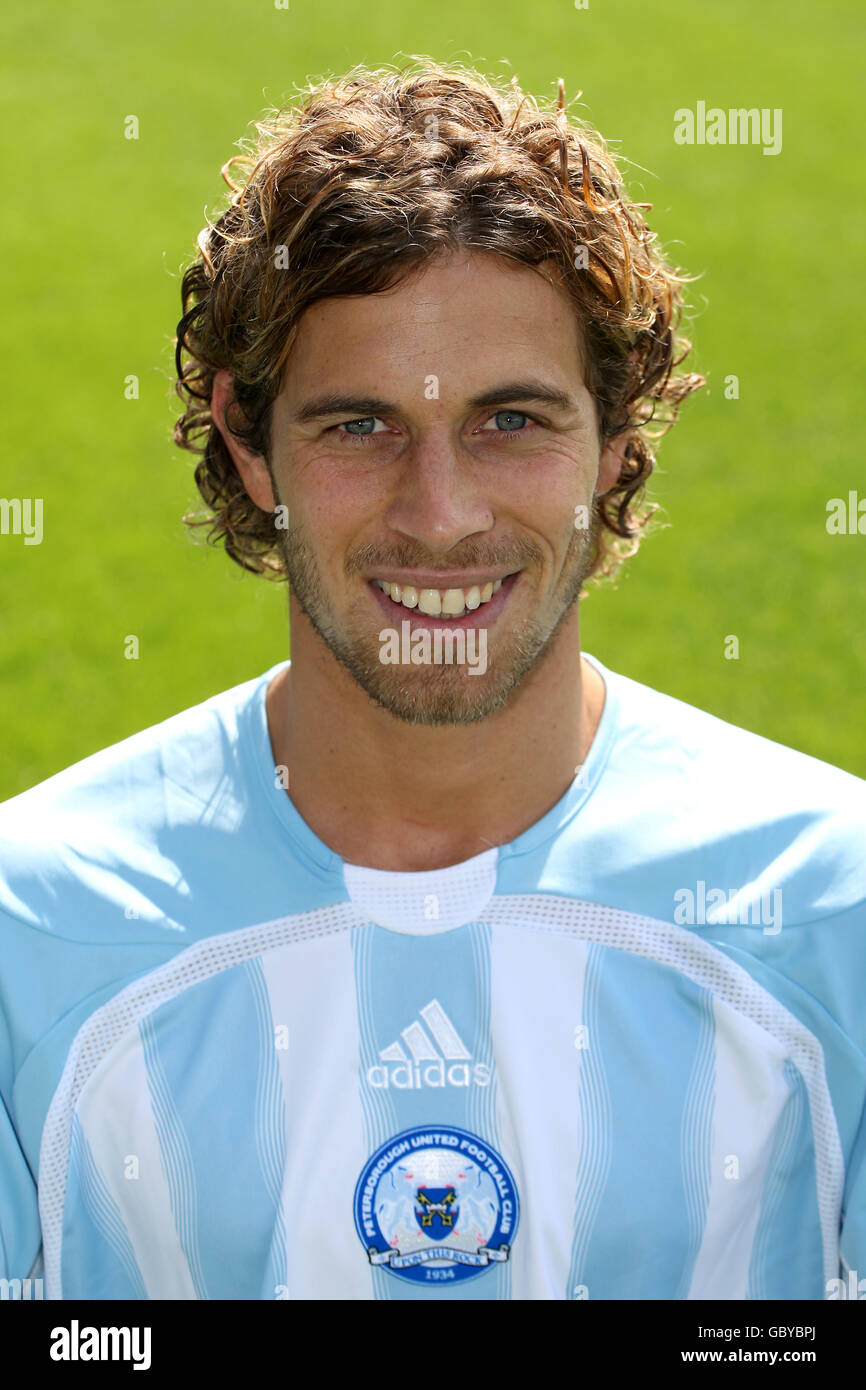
[217,250,624,725]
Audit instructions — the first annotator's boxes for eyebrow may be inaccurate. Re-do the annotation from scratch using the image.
[291,380,578,424]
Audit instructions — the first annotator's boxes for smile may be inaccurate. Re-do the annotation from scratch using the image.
[369,573,521,629]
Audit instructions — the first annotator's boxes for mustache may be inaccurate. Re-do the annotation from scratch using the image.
[345,537,544,577]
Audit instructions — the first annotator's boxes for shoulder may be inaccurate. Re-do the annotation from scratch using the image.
[0,662,285,939]
[554,657,866,1045]
[594,656,866,834]
[549,656,866,936]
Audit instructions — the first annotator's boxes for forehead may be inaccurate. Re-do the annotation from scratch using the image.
[280,251,586,397]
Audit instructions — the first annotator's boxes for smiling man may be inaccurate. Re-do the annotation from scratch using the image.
[1,60,865,1303]
[215,249,623,872]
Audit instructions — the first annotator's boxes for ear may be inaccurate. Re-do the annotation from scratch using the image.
[596,431,633,498]
[210,370,276,512]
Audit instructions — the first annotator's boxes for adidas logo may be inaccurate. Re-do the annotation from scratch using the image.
[367,999,491,1090]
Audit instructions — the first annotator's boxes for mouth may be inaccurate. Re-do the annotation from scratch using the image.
[368,572,522,631]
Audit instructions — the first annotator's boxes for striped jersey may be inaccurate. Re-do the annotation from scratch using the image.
[1,651,865,1300]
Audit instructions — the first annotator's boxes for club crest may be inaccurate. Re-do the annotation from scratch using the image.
[353,1124,519,1285]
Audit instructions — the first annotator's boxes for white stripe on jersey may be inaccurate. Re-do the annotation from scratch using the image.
[687,996,792,1297]
[76,1025,197,1298]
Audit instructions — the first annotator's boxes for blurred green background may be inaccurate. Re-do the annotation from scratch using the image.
[1,0,863,797]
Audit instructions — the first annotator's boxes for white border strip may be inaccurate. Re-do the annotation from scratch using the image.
[38,902,360,1298]
[38,892,845,1296]
[486,894,845,1285]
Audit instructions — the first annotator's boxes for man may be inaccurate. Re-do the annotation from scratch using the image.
[1,60,864,1302]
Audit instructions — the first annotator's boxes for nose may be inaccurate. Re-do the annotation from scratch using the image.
[383,429,495,553]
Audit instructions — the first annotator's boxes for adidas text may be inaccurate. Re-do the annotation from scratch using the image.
[368,998,491,1090]
[368,1059,491,1089]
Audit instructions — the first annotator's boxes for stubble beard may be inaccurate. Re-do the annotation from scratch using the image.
[274,509,600,727]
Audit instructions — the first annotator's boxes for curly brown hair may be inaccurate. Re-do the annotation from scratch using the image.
[173,57,704,585]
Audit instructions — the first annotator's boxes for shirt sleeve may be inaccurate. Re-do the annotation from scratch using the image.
[840,1092,866,1293]
[0,1068,41,1282]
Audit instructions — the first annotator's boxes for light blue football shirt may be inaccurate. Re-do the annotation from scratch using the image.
[1,652,864,1300]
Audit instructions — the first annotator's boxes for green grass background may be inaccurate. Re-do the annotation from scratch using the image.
[1,0,863,798]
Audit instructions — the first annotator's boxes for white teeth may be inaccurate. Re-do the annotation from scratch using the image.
[440,588,466,617]
[375,576,511,617]
[417,588,442,617]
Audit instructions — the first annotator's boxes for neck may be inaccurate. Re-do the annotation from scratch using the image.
[265,602,604,872]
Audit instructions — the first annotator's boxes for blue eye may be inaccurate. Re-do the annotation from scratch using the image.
[492,411,529,432]
[338,417,379,436]
[331,409,537,445]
